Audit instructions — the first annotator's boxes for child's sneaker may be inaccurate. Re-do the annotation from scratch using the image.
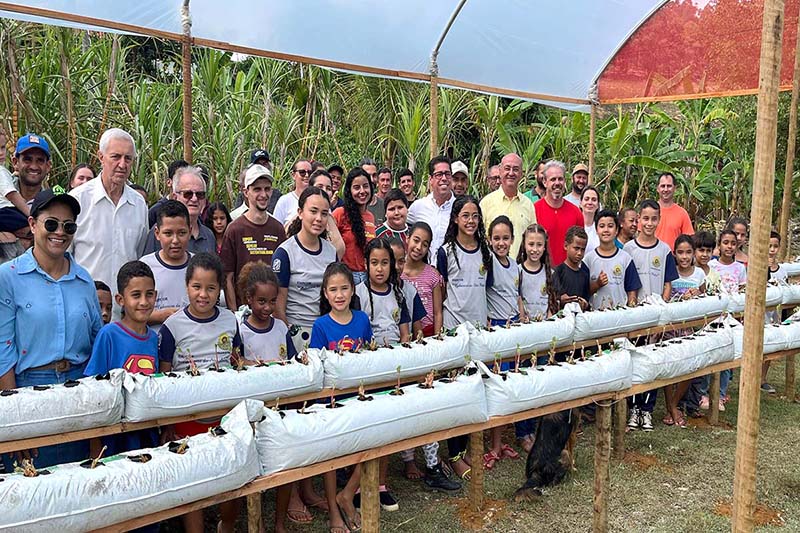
[627,407,640,430]
[761,382,777,394]
[640,411,654,432]
[699,396,710,410]
[423,463,461,492]
[379,489,399,512]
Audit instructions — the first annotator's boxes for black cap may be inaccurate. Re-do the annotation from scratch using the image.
[30,185,81,219]
[328,164,344,174]
[250,149,270,165]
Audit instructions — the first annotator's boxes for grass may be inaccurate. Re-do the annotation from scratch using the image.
[165,359,799,532]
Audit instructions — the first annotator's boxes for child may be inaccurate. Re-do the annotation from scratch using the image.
[310,263,373,531]
[401,222,444,336]
[158,252,242,533]
[205,202,231,255]
[484,215,522,469]
[356,239,411,345]
[623,200,679,431]
[553,226,590,311]
[386,236,427,339]
[728,216,749,265]
[435,195,492,480]
[375,188,410,245]
[95,280,113,325]
[584,210,641,310]
[694,230,721,295]
[763,230,786,394]
[517,223,558,322]
[140,200,191,332]
[710,228,747,295]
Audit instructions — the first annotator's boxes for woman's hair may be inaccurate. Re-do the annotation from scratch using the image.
[516,223,558,315]
[342,167,374,252]
[363,238,406,321]
[204,202,231,236]
[237,261,278,304]
[488,214,514,239]
[310,168,332,184]
[286,186,330,238]
[674,234,695,253]
[408,221,433,263]
[726,216,749,233]
[320,262,357,315]
[68,163,95,188]
[442,195,492,276]
[186,252,224,287]
[580,185,599,202]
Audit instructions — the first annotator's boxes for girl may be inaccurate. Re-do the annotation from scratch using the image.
[205,202,231,255]
[517,224,558,322]
[386,236,427,339]
[401,222,444,337]
[663,235,706,428]
[436,195,492,479]
[158,252,241,533]
[333,168,377,285]
[283,170,346,259]
[68,163,95,190]
[580,185,600,253]
[310,263,373,532]
[356,238,411,345]
[484,216,522,469]
[728,216,749,265]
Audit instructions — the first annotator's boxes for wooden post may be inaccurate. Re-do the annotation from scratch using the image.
[786,354,796,402]
[246,493,262,533]
[779,9,800,261]
[708,372,721,425]
[593,403,612,533]
[588,103,597,184]
[429,67,439,157]
[361,459,381,533]
[612,400,626,460]
[181,0,193,163]
[469,431,485,511]
[733,0,786,530]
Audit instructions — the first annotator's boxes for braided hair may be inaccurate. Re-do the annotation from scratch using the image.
[363,238,406,322]
[441,195,492,278]
[516,223,559,316]
[342,167,374,252]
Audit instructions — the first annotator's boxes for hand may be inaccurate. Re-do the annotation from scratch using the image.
[598,271,608,287]
[576,297,589,311]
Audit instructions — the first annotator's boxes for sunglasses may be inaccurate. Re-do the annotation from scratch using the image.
[294,169,311,177]
[43,218,78,235]
[178,190,206,200]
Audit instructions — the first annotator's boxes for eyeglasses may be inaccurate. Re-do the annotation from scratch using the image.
[458,213,480,222]
[178,190,206,200]
[43,218,78,235]
[294,169,311,177]
[432,171,452,180]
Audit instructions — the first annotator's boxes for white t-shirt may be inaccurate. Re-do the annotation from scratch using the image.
[436,242,491,329]
[139,251,191,332]
[584,247,641,309]
[159,307,241,370]
[486,255,520,321]
[519,263,549,319]
[769,264,788,283]
[623,238,679,301]
[239,316,295,362]
[0,166,17,209]
[355,283,410,345]
[671,267,706,299]
[407,193,455,265]
[272,191,300,226]
[584,224,600,255]
[708,259,747,294]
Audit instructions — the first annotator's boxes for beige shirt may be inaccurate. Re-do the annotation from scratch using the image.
[479,188,537,259]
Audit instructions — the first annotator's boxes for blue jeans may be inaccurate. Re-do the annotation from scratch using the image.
[629,389,657,413]
[701,370,732,398]
[3,364,89,471]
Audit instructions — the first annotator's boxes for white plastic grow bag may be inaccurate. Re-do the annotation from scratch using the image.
[726,315,800,357]
[727,285,783,313]
[572,301,662,341]
[623,326,735,384]
[475,349,632,417]
[779,261,800,277]
[465,314,575,363]
[318,324,470,389]
[657,293,729,325]
[0,400,260,532]
[255,369,488,475]
[780,283,800,306]
[123,353,323,422]
[0,369,124,443]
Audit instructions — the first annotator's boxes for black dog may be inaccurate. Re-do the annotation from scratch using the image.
[513,408,579,501]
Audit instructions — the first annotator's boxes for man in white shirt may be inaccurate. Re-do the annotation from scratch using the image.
[406,156,455,262]
[70,128,148,310]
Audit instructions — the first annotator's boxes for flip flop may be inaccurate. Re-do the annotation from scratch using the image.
[287,504,313,524]
[337,503,361,532]
[305,497,330,512]
[483,451,500,470]
[662,415,674,426]
[500,444,520,459]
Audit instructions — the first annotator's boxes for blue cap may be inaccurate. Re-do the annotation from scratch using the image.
[15,134,51,159]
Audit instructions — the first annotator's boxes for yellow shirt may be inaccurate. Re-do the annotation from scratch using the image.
[479,188,537,259]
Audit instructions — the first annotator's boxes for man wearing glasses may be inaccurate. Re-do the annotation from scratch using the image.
[272,159,312,225]
[141,166,216,255]
[407,155,456,263]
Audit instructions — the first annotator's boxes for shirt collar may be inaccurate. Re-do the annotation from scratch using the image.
[428,192,454,209]
[91,174,137,207]
[15,249,91,282]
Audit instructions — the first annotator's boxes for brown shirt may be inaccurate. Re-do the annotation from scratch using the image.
[220,214,286,286]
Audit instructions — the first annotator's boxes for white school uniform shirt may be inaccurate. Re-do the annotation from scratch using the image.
[159,307,240,370]
[486,255,520,321]
[519,263,549,319]
[272,191,299,226]
[406,192,455,265]
[355,283,410,345]
[239,317,292,362]
[623,238,679,302]
[769,264,788,283]
[436,242,491,329]
[708,259,747,294]
[0,166,17,209]
[584,247,641,309]
[139,251,191,333]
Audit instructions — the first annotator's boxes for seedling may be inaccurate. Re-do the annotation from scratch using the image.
[183,348,200,376]
[567,342,576,365]
[547,337,558,366]
[435,328,445,341]
[416,330,427,345]
[357,381,372,401]
[298,401,309,413]
[329,384,338,408]
[505,319,512,329]
[16,459,40,477]
[91,445,107,469]
[390,366,405,395]
[419,370,435,389]
[492,353,502,374]
[595,339,602,356]
[514,344,521,373]
[297,350,309,365]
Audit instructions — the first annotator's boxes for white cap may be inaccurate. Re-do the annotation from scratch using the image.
[451,160,469,178]
[244,164,273,188]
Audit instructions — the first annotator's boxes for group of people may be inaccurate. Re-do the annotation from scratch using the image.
[0,127,779,533]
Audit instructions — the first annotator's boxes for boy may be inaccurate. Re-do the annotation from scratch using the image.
[584,209,641,309]
[623,200,679,431]
[762,230,787,394]
[693,230,720,294]
[140,200,191,332]
[95,281,113,325]
[553,226,590,311]
[375,189,410,245]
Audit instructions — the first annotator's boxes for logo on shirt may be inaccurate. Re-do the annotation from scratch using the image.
[613,264,623,276]
[652,257,661,268]
[279,344,287,358]
[540,284,548,295]
[124,354,156,375]
[272,258,281,271]
[392,308,400,323]
[479,264,486,276]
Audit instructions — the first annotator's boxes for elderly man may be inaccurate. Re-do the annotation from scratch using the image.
[564,163,589,207]
[534,160,584,266]
[70,128,148,301]
[486,164,501,193]
[148,159,188,227]
[142,166,215,255]
[407,156,455,262]
[451,160,470,197]
[479,153,536,258]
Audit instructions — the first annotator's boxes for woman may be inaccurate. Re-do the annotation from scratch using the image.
[332,168,376,285]
[205,202,232,255]
[580,186,600,254]
[68,163,95,190]
[0,187,103,468]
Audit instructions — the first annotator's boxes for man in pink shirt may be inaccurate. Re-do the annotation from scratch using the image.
[654,172,693,249]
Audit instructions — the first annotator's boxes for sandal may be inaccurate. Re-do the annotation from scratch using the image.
[287,504,313,524]
[483,450,500,470]
[330,526,350,533]
[460,467,471,481]
[305,496,330,512]
[674,413,687,428]
[500,444,520,459]
[662,415,674,426]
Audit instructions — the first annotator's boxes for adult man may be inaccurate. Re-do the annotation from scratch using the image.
[486,164,501,193]
[616,207,638,248]
[398,168,416,203]
[361,157,385,225]
[70,128,149,300]
[142,166,215,255]
[148,159,187,227]
[479,153,536,258]
[523,161,546,203]
[249,148,282,214]
[220,164,286,309]
[376,167,393,200]
[12,133,50,205]
[564,163,589,207]
[407,156,455,262]
[272,159,311,225]
[654,172,693,249]
[534,160,584,265]
[451,160,470,197]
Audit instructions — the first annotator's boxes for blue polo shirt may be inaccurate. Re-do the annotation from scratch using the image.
[0,249,103,377]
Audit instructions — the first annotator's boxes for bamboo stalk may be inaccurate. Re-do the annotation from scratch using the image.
[6,31,35,129]
[612,401,626,460]
[708,372,720,425]
[469,431,485,511]
[361,459,381,533]
[96,34,119,142]
[181,0,193,163]
[732,0,786,530]
[58,28,77,168]
[779,9,800,260]
[593,403,611,533]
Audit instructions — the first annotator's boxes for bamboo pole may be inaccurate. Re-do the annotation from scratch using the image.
[246,493,262,533]
[361,459,381,533]
[779,9,800,261]
[612,401,626,460]
[786,354,796,402]
[732,0,786,530]
[588,103,597,183]
[593,403,612,533]
[181,0,193,163]
[469,431,485,511]
[708,372,721,425]
[429,67,439,157]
